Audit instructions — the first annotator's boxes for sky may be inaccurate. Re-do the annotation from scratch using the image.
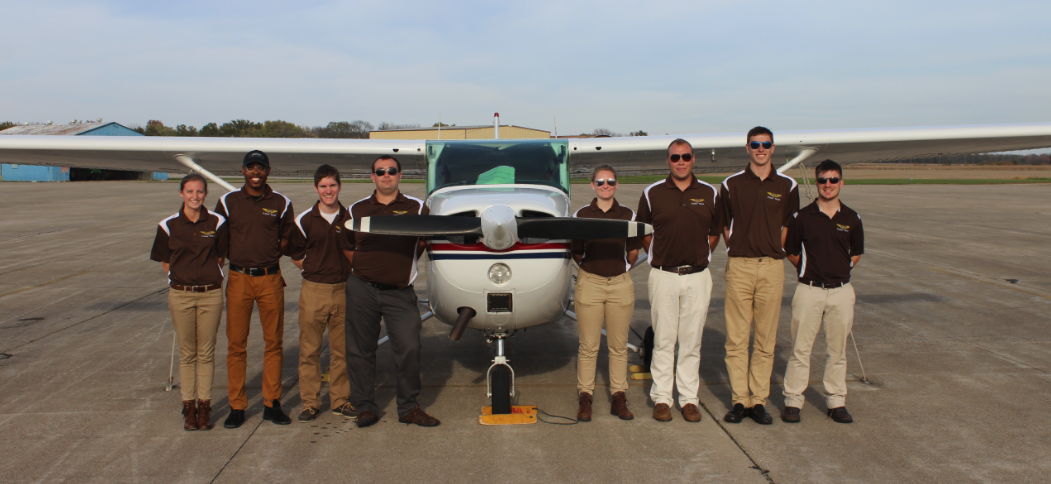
[2,0,1050,137]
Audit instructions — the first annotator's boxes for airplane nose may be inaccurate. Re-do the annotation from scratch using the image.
[480,205,518,250]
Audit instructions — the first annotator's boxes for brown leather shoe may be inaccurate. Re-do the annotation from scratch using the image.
[681,403,702,423]
[610,392,633,420]
[182,400,198,431]
[577,392,593,422]
[653,403,672,422]
[398,406,440,427]
[196,399,214,430]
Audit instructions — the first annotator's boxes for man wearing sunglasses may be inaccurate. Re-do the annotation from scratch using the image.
[215,150,295,428]
[781,160,862,424]
[717,126,799,425]
[339,155,439,428]
[637,139,721,423]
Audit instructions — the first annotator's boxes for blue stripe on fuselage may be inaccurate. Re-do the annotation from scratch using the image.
[429,252,570,260]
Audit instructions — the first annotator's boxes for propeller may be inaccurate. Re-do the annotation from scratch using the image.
[346,205,653,250]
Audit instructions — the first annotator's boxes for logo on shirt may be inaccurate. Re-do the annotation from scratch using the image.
[766,192,782,201]
[261,208,278,217]
[836,223,851,232]
[689,198,705,205]
[199,230,216,238]
[392,210,409,215]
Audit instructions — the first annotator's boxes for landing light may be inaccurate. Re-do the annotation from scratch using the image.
[488,263,512,285]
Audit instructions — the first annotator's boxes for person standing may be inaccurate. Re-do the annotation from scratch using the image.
[150,174,228,431]
[718,126,800,425]
[287,165,355,422]
[572,164,642,422]
[637,139,721,423]
[781,160,862,424]
[214,150,295,428]
[340,155,439,428]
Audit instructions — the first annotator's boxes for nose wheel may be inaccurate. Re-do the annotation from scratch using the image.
[480,334,536,425]
[486,335,515,414]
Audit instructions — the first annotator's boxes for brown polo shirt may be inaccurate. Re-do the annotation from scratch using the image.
[287,201,352,284]
[150,207,229,287]
[785,201,864,285]
[636,175,721,268]
[718,165,800,259]
[572,198,644,277]
[338,191,428,289]
[214,184,294,269]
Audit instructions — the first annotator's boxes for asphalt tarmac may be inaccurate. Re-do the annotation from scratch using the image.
[1,179,1049,483]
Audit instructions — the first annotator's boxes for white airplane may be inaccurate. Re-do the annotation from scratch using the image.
[3,117,1051,414]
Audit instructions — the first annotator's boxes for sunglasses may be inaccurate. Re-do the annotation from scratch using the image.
[668,153,693,162]
[749,141,773,150]
[816,177,841,184]
[374,167,399,176]
[594,178,617,187]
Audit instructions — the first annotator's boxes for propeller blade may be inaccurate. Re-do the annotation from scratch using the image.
[516,217,652,240]
[347,215,482,236]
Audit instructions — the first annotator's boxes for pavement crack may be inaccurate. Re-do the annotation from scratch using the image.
[695,401,776,483]
[2,286,168,353]
[210,419,264,484]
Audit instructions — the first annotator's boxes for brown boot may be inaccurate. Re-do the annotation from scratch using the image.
[196,399,214,430]
[577,392,593,422]
[610,392,634,420]
[182,400,198,431]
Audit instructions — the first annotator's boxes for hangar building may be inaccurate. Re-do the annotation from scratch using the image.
[0,121,166,182]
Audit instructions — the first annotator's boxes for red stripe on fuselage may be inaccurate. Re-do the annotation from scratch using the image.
[430,242,569,253]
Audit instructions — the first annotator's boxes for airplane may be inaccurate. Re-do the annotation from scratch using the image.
[3,115,1051,416]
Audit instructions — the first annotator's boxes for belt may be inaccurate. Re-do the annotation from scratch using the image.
[229,264,280,276]
[170,284,222,292]
[654,265,707,276]
[360,278,409,291]
[806,281,846,289]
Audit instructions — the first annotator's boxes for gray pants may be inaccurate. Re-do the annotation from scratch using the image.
[344,275,423,417]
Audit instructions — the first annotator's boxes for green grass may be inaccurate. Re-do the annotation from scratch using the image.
[570,176,1051,186]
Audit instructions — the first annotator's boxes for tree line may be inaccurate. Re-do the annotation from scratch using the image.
[134,119,423,139]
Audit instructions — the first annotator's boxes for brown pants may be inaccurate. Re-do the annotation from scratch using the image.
[724,256,786,407]
[298,280,350,410]
[168,288,223,401]
[575,270,634,395]
[226,271,285,410]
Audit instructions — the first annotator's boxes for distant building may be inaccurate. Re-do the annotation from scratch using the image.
[0,120,167,182]
[369,125,550,140]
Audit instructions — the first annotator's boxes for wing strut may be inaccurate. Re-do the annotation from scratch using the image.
[174,155,237,192]
[777,149,819,174]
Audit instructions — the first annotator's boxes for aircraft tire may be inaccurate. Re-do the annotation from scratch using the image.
[643,326,655,373]
[491,365,512,415]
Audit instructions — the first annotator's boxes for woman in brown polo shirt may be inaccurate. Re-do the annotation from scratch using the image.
[150,174,229,431]
[571,164,642,421]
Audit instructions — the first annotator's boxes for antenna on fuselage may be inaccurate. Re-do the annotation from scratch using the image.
[494,112,500,139]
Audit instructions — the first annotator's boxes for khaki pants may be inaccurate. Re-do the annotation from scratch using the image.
[168,288,223,401]
[648,267,713,408]
[575,270,634,395]
[298,280,350,410]
[783,283,855,409]
[724,256,785,407]
[226,271,285,410]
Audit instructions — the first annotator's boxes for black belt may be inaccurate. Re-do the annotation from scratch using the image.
[654,265,707,276]
[229,264,280,276]
[359,278,409,291]
[170,284,222,292]
[805,281,846,289]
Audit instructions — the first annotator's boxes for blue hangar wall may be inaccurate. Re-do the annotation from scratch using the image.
[0,122,168,182]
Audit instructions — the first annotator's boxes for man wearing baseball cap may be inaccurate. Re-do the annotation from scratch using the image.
[214,150,296,428]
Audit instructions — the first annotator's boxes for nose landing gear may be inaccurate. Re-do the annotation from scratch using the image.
[480,332,537,425]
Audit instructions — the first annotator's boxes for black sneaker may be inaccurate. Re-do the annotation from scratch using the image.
[332,402,357,419]
[723,403,746,423]
[748,404,773,425]
[298,406,320,423]
[781,406,801,423]
[263,401,291,425]
[827,407,853,424]
[223,409,246,429]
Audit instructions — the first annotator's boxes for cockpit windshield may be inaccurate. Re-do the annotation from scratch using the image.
[426,139,570,195]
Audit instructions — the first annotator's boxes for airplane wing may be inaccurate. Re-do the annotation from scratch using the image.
[1,123,1049,180]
